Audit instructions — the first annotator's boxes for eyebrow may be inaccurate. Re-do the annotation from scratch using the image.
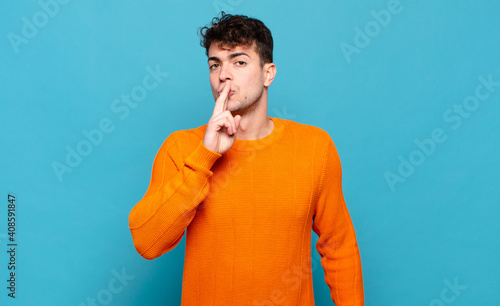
[208,52,250,62]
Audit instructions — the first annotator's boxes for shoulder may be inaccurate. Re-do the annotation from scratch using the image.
[170,123,207,143]
[280,118,341,163]
[158,123,207,156]
[281,118,335,145]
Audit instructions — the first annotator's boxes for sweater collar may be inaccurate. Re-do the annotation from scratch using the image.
[230,117,285,152]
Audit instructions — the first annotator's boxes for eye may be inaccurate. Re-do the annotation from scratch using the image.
[235,61,246,66]
[209,63,220,70]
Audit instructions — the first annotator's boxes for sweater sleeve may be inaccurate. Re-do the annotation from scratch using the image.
[312,138,364,305]
[129,133,221,260]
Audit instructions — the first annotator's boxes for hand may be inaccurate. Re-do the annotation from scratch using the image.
[203,80,241,154]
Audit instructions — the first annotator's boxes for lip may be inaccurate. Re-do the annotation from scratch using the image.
[218,89,236,96]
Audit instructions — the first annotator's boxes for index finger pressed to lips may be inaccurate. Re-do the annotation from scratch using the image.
[213,81,231,115]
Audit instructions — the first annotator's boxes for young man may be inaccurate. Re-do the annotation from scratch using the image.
[129,12,364,305]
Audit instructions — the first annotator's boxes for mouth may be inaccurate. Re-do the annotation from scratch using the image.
[218,89,236,96]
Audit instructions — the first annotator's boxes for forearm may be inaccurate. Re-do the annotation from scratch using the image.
[129,140,220,259]
[317,222,364,305]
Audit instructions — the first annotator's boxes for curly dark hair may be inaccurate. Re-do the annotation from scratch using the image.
[199,11,273,66]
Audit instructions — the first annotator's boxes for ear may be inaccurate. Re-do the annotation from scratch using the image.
[263,62,277,87]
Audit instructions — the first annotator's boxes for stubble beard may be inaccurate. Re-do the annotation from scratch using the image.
[229,91,263,118]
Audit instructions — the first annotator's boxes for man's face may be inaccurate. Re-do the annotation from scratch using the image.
[207,42,270,116]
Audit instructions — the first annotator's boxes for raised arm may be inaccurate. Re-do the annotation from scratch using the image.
[129,79,242,260]
[129,134,221,260]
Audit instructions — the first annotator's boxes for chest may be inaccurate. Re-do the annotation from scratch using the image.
[197,150,321,228]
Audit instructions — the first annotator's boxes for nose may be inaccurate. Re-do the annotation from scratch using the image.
[219,64,232,82]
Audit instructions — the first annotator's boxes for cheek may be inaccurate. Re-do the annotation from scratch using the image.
[249,76,262,91]
[242,73,260,90]
[209,74,216,86]
[209,77,218,91]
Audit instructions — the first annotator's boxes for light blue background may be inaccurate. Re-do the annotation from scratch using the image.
[1,0,499,305]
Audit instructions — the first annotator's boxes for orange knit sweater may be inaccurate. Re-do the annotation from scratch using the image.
[129,117,364,305]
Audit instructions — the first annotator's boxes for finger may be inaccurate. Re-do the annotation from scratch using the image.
[228,113,236,135]
[211,110,236,134]
[212,111,236,135]
[234,115,241,131]
[225,114,235,135]
[213,80,231,115]
[220,80,231,113]
[223,117,234,135]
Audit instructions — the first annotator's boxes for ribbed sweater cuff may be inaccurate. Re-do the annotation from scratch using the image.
[184,140,222,171]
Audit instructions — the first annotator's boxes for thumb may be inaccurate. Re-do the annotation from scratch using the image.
[234,115,241,130]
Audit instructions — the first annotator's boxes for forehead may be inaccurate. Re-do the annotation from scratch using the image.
[207,42,258,59]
